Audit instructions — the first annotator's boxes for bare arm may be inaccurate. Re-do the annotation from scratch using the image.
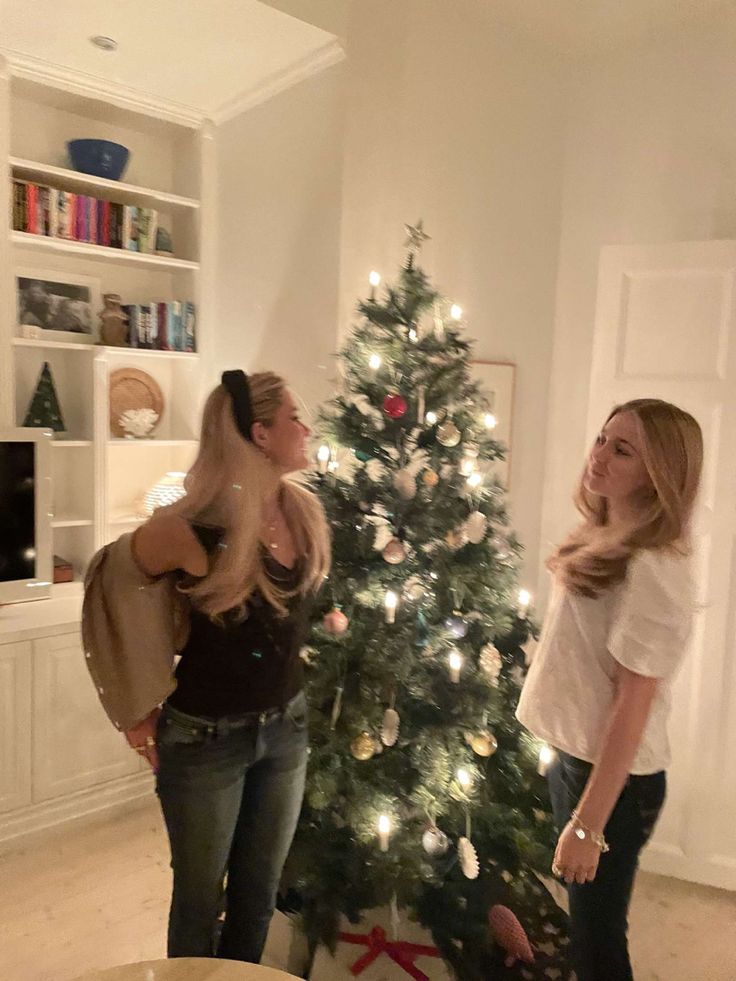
[576,664,659,832]
[554,664,658,883]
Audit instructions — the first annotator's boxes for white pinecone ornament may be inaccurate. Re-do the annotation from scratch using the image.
[458,837,479,879]
[380,708,400,747]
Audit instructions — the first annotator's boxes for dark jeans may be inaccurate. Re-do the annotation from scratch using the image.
[155,689,308,962]
[547,751,666,981]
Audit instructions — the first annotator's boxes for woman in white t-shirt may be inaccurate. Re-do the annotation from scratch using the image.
[516,398,702,981]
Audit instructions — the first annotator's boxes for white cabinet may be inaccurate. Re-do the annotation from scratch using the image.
[32,633,139,802]
[0,641,32,814]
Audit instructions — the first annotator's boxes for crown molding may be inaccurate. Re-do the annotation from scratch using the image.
[1,49,206,129]
[212,38,345,125]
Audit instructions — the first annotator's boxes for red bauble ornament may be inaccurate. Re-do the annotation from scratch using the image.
[488,905,535,967]
[323,608,349,635]
[383,393,408,419]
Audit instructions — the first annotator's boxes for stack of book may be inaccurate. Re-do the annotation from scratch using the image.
[121,301,196,351]
[12,179,160,254]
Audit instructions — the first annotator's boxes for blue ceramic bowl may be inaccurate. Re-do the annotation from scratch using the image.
[67,139,130,181]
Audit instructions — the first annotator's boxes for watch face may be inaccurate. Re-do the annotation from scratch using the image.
[575,827,586,840]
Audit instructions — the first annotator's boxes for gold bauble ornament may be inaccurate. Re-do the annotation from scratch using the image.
[466,729,499,758]
[382,538,407,565]
[350,731,378,761]
[422,469,439,488]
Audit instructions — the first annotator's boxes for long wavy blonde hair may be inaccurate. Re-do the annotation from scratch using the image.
[548,399,703,597]
[165,372,330,617]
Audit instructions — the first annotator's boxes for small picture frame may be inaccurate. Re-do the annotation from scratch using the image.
[469,360,516,488]
[16,268,102,345]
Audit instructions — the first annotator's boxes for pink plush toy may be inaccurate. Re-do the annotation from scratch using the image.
[488,904,535,967]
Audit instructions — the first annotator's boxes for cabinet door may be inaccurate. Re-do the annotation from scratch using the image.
[33,633,139,802]
[0,642,32,814]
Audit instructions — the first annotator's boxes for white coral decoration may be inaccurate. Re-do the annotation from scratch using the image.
[393,468,417,500]
[479,643,503,686]
[458,837,480,879]
[464,510,488,544]
[381,708,400,747]
[119,407,159,437]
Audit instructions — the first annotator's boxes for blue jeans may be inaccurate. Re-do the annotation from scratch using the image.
[155,689,308,962]
[547,751,666,981]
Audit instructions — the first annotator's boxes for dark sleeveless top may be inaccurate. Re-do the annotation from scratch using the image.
[166,523,310,717]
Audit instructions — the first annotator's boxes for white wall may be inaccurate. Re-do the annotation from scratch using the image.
[338,0,567,582]
[214,60,346,416]
[539,7,736,598]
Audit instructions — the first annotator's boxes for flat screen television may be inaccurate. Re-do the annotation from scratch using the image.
[0,428,53,604]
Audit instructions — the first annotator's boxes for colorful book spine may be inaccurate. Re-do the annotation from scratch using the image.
[26,183,38,234]
[137,208,159,255]
[123,205,139,251]
[56,191,75,239]
[183,302,196,352]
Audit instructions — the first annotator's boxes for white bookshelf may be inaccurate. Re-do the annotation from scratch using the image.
[0,56,213,601]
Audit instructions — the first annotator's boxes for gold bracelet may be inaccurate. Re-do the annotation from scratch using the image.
[571,809,610,853]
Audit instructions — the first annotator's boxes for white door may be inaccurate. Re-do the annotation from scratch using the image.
[589,240,736,891]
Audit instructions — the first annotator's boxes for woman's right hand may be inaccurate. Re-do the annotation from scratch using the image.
[124,708,161,772]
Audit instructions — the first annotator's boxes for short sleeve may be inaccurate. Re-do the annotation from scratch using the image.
[608,548,695,679]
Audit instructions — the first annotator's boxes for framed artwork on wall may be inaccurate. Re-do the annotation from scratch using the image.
[469,360,516,488]
[16,268,101,345]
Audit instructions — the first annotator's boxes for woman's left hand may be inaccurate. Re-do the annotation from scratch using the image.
[553,821,601,884]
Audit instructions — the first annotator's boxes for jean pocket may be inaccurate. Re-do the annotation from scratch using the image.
[157,708,209,748]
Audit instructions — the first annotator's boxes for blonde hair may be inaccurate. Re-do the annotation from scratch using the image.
[165,372,330,617]
[548,399,703,597]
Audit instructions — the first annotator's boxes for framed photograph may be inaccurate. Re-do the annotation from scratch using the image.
[469,360,516,488]
[16,269,101,345]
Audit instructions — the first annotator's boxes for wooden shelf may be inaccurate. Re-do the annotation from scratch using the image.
[10,157,200,211]
[11,231,199,271]
[13,338,198,359]
[51,517,93,528]
[107,438,198,447]
[51,440,93,448]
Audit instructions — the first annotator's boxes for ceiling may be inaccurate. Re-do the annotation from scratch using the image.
[0,0,341,122]
[0,0,730,124]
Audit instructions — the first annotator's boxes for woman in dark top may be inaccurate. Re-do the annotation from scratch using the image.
[127,370,330,963]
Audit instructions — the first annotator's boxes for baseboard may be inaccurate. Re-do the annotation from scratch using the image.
[0,771,154,847]
[642,844,736,892]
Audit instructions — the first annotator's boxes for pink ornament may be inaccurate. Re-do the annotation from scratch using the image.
[323,608,349,635]
[488,905,535,967]
[383,393,408,419]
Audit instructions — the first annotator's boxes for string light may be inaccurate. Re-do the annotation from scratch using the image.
[467,472,482,489]
[425,411,438,426]
[456,767,473,790]
[384,589,398,624]
[317,445,330,474]
[538,744,554,776]
[377,814,392,851]
[448,649,464,683]
[369,271,381,288]
[408,328,418,343]
[484,413,498,430]
[450,304,462,320]
[518,589,531,618]
[369,353,382,370]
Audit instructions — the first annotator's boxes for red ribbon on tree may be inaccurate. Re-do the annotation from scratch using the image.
[338,925,441,980]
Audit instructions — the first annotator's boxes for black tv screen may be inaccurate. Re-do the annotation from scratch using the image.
[0,441,36,582]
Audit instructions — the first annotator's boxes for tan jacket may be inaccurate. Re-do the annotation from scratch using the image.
[81,532,190,731]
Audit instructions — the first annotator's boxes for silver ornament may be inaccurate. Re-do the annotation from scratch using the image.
[422,826,450,856]
[437,421,461,447]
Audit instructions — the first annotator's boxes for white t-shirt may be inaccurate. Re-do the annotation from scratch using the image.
[516,546,696,775]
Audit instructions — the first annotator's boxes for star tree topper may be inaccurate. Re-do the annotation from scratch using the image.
[403,219,431,251]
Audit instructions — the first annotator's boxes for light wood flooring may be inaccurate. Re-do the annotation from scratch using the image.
[0,798,734,981]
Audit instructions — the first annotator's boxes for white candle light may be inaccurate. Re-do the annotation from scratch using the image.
[448,649,464,683]
[518,589,531,618]
[484,413,498,430]
[369,353,382,371]
[538,744,554,776]
[377,813,391,852]
[384,590,398,624]
[317,445,331,474]
[408,328,418,343]
[369,270,381,300]
[466,472,482,489]
[425,411,438,426]
[450,304,463,321]
[456,767,472,791]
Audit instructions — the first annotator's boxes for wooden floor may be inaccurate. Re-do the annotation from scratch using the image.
[1,797,735,981]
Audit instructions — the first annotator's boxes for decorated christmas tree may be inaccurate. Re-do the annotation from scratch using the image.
[23,361,65,432]
[287,224,571,980]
